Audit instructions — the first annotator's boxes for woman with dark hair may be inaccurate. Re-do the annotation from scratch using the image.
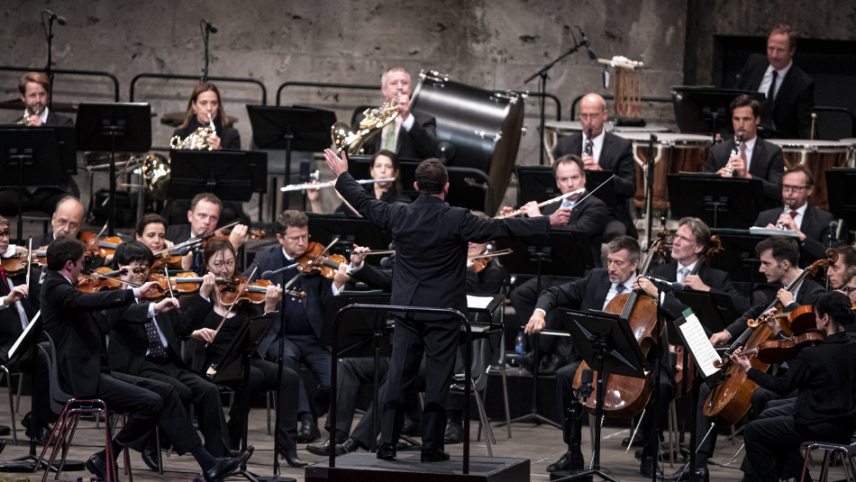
[190,237,306,467]
[308,149,410,215]
[172,82,240,151]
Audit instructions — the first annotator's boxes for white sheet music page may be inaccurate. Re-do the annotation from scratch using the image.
[466,295,494,310]
[678,308,722,378]
[8,310,39,361]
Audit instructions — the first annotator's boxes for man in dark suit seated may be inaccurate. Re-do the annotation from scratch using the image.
[164,192,250,273]
[554,93,637,239]
[103,241,233,469]
[0,72,77,216]
[753,165,835,264]
[524,236,640,476]
[704,94,784,207]
[246,209,349,443]
[504,154,609,372]
[31,196,85,248]
[734,24,814,139]
[40,236,249,482]
[358,67,439,160]
[324,149,570,462]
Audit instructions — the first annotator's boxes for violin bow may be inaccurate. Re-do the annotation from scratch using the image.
[25,237,33,287]
[164,267,176,299]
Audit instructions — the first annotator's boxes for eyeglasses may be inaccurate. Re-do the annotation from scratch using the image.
[0,229,9,237]
[841,286,856,294]
[782,185,809,192]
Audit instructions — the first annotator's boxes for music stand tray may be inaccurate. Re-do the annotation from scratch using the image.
[168,149,267,202]
[668,173,765,228]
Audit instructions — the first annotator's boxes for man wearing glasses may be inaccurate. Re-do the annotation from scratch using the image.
[753,165,835,263]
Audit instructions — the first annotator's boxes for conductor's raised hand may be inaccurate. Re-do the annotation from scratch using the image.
[323,148,349,177]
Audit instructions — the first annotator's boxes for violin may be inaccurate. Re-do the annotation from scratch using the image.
[76,267,126,292]
[741,331,825,365]
[296,242,347,280]
[1,253,37,275]
[145,272,235,295]
[217,275,305,307]
[77,231,124,258]
[469,248,512,273]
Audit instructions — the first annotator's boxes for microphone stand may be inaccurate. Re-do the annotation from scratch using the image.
[201,20,212,82]
[41,11,59,112]
[524,33,586,166]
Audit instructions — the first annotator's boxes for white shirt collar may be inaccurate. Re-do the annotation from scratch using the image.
[678,260,698,274]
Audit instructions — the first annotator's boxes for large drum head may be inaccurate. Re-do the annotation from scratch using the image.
[411,71,524,213]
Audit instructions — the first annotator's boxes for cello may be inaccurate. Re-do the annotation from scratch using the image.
[702,249,838,425]
[571,230,668,419]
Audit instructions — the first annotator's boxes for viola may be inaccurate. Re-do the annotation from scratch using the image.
[297,242,347,280]
[742,331,825,365]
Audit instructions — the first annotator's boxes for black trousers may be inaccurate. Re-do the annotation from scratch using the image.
[99,371,201,454]
[5,343,53,430]
[508,275,570,354]
[381,317,458,451]
[136,360,230,457]
[223,357,300,451]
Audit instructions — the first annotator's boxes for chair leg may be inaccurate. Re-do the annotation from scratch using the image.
[266,391,272,436]
[499,365,512,439]
[470,384,493,457]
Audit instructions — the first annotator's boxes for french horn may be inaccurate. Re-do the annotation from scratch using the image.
[331,98,399,154]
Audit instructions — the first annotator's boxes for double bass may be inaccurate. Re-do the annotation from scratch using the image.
[702,249,838,425]
[571,231,668,419]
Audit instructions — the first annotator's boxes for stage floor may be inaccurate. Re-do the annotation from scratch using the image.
[1,392,830,482]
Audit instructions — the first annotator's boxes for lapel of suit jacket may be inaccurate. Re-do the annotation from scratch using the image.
[749,140,767,178]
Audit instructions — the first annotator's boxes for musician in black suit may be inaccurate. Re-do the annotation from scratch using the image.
[0,72,76,216]
[30,196,86,248]
[358,67,439,160]
[103,241,231,467]
[734,24,814,139]
[683,237,826,481]
[40,236,247,482]
[525,236,640,475]
[554,93,637,239]
[246,209,348,443]
[704,95,784,206]
[505,154,608,370]
[753,165,835,264]
[325,149,570,461]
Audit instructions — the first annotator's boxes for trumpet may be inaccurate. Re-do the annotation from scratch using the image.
[280,177,396,193]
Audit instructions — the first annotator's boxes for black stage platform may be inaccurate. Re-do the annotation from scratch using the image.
[305,452,530,482]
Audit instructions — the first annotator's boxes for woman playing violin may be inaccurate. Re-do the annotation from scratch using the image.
[193,237,306,467]
[731,292,856,482]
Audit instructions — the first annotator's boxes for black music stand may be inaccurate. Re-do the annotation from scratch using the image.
[709,228,767,285]
[168,150,267,202]
[307,214,392,258]
[826,168,856,232]
[495,230,593,429]
[668,173,765,228]
[0,128,65,243]
[555,309,646,482]
[516,165,558,206]
[673,290,744,334]
[671,86,764,141]
[446,166,490,211]
[246,105,335,212]
[75,103,152,235]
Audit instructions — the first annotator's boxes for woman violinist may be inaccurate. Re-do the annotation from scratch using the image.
[135,213,181,269]
[731,292,856,482]
[192,237,307,467]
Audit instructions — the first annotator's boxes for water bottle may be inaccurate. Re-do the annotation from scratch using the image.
[514,330,525,355]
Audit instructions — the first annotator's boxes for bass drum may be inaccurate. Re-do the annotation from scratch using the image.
[411,70,524,214]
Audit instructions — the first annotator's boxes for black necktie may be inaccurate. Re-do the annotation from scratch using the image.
[767,70,778,103]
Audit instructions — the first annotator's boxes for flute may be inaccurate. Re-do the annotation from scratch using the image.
[280,177,395,193]
[497,188,586,218]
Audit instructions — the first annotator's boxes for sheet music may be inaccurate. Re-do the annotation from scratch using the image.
[466,295,494,310]
[676,308,722,378]
[8,311,40,361]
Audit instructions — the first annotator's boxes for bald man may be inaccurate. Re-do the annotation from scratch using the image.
[554,93,636,240]
[32,196,86,247]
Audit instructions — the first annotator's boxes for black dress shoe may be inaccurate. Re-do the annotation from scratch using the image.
[376,443,396,460]
[546,450,585,473]
[26,426,51,446]
[640,455,663,477]
[279,446,307,468]
[444,421,464,444]
[539,354,561,374]
[337,437,365,455]
[519,351,535,373]
[666,463,709,482]
[297,417,321,443]
[86,452,113,481]
[140,447,160,472]
[306,438,334,456]
[203,456,245,482]
[421,448,450,462]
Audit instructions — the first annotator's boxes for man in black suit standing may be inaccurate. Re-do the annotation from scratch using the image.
[504,154,609,371]
[104,241,233,468]
[554,93,636,239]
[324,148,570,461]
[754,165,835,263]
[359,67,439,160]
[247,209,349,443]
[705,94,784,206]
[0,72,76,216]
[734,24,814,139]
[40,236,248,481]
[524,235,640,475]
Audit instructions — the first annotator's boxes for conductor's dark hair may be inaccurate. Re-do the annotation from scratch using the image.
[755,236,800,267]
[814,291,855,329]
[46,236,84,272]
[415,158,448,195]
[113,241,154,268]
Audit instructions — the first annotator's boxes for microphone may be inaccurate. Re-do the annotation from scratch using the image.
[43,9,66,25]
[261,270,274,279]
[577,27,597,61]
[645,276,684,292]
[202,18,218,33]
